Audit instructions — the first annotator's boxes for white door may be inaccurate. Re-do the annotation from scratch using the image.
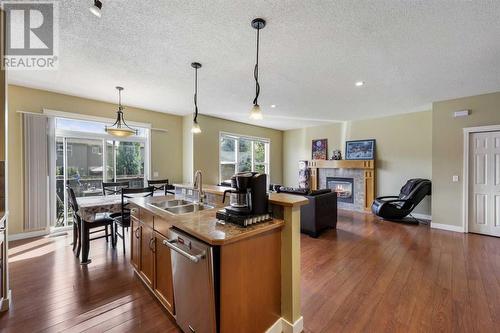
[469,131,500,237]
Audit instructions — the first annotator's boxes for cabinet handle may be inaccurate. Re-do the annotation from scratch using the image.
[149,238,156,253]
[135,227,140,239]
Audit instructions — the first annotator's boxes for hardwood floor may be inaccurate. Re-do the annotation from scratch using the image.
[0,231,181,333]
[1,210,500,332]
[302,210,500,333]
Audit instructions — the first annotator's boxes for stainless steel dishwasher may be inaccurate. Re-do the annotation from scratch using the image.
[163,229,217,333]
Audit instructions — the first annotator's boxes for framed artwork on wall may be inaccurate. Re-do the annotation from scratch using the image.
[345,139,376,160]
[312,139,328,160]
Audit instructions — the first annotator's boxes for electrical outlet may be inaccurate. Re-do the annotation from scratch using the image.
[153,171,159,177]
[452,175,459,182]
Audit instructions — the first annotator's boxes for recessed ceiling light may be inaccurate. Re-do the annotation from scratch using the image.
[89,0,102,18]
[355,81,365,87]
[270,104,276,108]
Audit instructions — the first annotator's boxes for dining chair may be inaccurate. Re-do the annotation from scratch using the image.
[102,181,129,195]
[113,186,155,253]
[147,179,174,195]
[66,186,115,264]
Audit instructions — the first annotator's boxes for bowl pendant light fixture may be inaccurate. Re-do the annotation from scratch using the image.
[89,0,102,18]
[250,18,266,120]
[105,86,138,137]
[191,62,202,134]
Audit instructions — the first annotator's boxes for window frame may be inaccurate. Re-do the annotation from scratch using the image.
[218,132,271,184]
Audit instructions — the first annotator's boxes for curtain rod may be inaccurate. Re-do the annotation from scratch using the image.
[17,111,169,132]
[17,110,50,117]
[151,128,169,133]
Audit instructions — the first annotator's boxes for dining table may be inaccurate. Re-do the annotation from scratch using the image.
[75,191,164,263]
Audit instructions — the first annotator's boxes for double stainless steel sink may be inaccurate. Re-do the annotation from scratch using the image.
[149,199,214,215]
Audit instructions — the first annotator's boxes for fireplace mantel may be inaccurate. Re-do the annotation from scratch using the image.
[308,159,376,211]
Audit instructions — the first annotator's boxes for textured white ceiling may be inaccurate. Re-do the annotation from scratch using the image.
[9,0,500,130]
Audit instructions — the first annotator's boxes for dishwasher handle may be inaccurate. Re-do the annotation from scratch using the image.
[163,239,205,263]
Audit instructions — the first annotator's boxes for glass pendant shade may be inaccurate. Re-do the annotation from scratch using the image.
[249,104,263,120]
[105,125,136,137]
[89,6,101,17]
[89,0,102,17]
[191,122,202,134]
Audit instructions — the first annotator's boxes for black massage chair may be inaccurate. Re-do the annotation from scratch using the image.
[371,178,431,222]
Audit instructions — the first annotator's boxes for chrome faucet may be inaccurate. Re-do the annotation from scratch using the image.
[193,170,206,204]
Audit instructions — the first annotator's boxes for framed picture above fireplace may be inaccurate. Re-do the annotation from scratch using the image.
[345,139,376,160]
[312,139,328,160]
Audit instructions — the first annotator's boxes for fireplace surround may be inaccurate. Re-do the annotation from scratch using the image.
[307,159,375,212]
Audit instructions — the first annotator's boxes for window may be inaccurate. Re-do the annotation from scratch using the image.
[91,146,102,155]
[53,116,150,229]
[219,133,270,183]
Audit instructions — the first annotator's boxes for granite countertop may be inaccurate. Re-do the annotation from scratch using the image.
[173,183,309,208]
[128,195,285,246]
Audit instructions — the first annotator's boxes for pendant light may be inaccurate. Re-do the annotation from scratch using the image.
[191,62,202,134]
[89,0,102,18]
[249,18,266,120]
[105,86,138,137]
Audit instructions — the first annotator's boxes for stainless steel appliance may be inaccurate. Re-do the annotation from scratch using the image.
[164,229,216,333]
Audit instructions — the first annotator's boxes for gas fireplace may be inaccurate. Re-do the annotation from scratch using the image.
[326,177,354,203]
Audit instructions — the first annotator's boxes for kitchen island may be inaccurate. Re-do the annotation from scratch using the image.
[129,189,307,333]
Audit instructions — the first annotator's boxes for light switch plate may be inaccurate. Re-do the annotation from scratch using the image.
[452,175,459,182]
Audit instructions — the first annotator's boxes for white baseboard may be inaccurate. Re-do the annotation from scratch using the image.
[266,317,304,333]
[8,229,50,241]
[283,317,304,333]
[266,318,284,333]
[430,222,465,233]
[0,290,11,312]
[411,213,432,220]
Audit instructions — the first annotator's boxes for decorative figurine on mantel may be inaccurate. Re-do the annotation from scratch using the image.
[331,149,342,160]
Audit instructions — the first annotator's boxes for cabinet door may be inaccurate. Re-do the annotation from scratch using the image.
[140,225,154,286]
[131,218,141,270]
[154,232,175,314]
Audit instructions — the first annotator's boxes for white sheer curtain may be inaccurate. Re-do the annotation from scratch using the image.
[23,114,49,232]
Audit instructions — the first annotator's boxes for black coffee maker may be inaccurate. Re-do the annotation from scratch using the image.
[222,172,254,215]
[217,172,270,226]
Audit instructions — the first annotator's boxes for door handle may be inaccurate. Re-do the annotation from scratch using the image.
[163,239,205,263]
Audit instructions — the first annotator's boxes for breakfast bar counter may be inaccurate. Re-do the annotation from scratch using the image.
[128,195,284,246]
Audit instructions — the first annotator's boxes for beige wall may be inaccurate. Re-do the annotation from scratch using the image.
[344,111,432,215]
[283,111,433,215]
[283,123,344,189]
[8,85,184,235]
[189,114,283,185]
[432,91,500,227]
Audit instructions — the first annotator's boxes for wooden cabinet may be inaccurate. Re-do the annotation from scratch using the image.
[140,224,154,286]
[131,218,141,270]
[154,231,175,314]
[130,206,175,316]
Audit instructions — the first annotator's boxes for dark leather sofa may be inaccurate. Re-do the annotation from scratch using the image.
[277,187,338,237]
